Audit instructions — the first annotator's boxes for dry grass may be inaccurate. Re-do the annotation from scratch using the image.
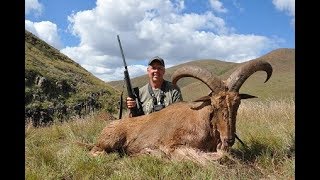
[25,98,295,179]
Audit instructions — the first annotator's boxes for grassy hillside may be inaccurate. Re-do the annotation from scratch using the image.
[25,30,120,125]
[109,48,295,101]
[232,48,295,101]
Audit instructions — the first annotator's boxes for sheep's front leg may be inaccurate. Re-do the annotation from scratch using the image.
[169,147,225,165]
[89,146,106,157]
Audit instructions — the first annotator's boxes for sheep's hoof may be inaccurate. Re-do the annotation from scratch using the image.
[89,146,105,157]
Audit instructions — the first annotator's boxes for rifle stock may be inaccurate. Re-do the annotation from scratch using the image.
[117,35,143,117]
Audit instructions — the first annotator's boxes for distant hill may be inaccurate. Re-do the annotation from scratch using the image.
[109,48,295,101]
[25,30,120,125]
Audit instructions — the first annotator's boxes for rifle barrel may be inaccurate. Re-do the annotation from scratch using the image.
[116,35,143,117]
[117,35,127,68]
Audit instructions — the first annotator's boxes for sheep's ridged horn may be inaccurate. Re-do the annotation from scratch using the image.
[171,65,225,94]
[225,60,273,92]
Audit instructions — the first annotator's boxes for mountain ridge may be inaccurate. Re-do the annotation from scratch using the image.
[109,48,295,101]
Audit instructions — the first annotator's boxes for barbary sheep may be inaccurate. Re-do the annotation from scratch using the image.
[78,60,272,164]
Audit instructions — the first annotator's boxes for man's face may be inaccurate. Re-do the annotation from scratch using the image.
[147,62,165,82]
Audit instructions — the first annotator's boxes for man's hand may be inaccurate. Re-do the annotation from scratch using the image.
[126,97,136,109]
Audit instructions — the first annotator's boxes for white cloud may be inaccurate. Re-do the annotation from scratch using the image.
[209,0,228,13]
[26,0,282,82]
[232,0,244,12]
[25,0,43,16]
[272,0,295,26]
[25,20,63,50]
[91,65,147,82]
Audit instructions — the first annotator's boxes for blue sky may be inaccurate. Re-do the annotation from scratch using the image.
[25,0,295,82]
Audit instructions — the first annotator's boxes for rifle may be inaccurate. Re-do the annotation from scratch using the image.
[117,35,143,118]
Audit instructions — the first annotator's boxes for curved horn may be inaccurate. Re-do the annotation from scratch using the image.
[171,65,225,94]
[225,60,273,92]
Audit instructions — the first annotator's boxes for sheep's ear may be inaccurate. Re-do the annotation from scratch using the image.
[193,96,211,102]
[190,98,211,110]
[240,94,257,99]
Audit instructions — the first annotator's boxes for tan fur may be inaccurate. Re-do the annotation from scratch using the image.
[78,91,243,164]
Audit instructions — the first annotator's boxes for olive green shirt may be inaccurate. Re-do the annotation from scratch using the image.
[138,80,183,115]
